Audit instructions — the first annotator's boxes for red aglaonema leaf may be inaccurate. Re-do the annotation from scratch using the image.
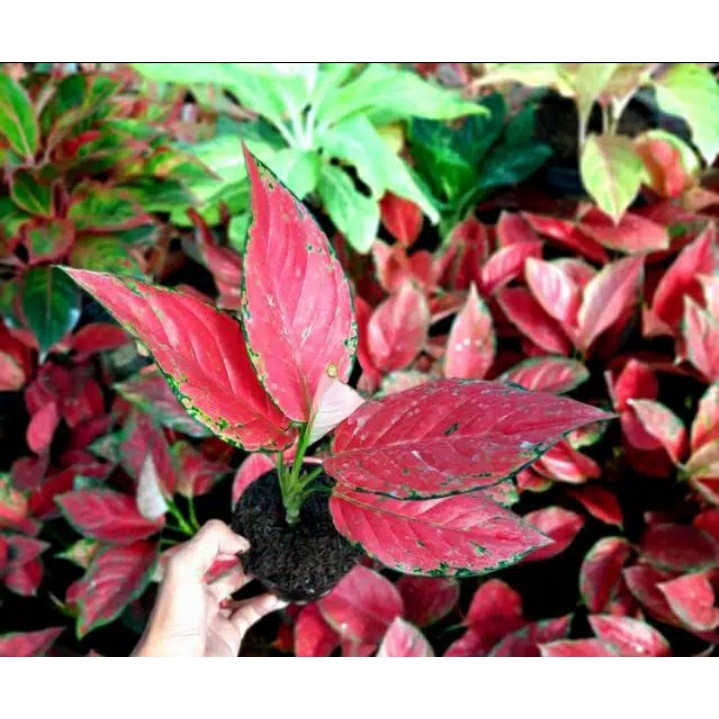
[380,192,423,247]
[579,536,632,613]
[500,357,589,394]
[377,617,433,657]
[4,558,43,596]
[635,136,689,198]
[525,257,581,327]
[308,375,365,445]
[330,487,551,575]
[607,358,658,411]
[294,604,340,657]
[627,399,687,463]
[521,506,584,562]
[691,384,719,453]
[0,627,64,657]
[69,541,158,637]
[497,286,572,355]
[395,576,459,627]
[639,524,719,573]
[576,256,643,353]
[317,566,403,648]
[368,282,430,373]
[56,489,164,544]
[326,379,611,497]
[444,284,495,380]
[539,638,619,656]
[579,208,669,254]
[241,148,356,422]
[623,565,683,627]
[490,615,572,657]
[26,400,60,454]
[521,212,608,264]
[657,572,719,632]
[588,615,670,656]
[172,442,228,499]
[569,486,623,527]
[480,240,542,296]
[681,297,719,382]
[533,441,600,484]
[231,453,275,507]
[64,269,295,451]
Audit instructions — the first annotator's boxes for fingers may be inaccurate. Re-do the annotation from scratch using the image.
[229,593,288,640]
[208,564,253,603]
[168,520,250,578]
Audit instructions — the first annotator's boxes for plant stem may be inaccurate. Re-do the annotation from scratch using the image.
[165,500,195,536]
[279,423,314,527]
[187,495,201,532]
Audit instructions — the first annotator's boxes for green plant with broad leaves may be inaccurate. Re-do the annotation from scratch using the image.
[132,63,487,252]
[477,63,718,221]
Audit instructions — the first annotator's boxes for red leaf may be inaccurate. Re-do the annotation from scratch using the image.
[635,137,688,198]
[368,282,430,373]
[242,149,356,421]
[436,218,490,290]
[579,537,632,613]
[294,604,340,657]
[658,572,719,632]
[326,379,611,498]
[317,565,403,647]
[568,486,623,527]
[627,399,687,463]
[64,269,295,451]
[173,442,228,498]
[490,615,572,656]
[4,558,43,596]
[607,358,658,411]
[533,441,600,484]
[540,639,619,656]
[576,256,643,353]
[579,208,669,254]
[525,257,581,327]
[500,357,589,394]
[497,287,572,355]
[681,297,719,382]
[444,284,495,379]
[588,615,670,656]
[380,370,429,396]
[623,565,681,626]
[70,323,129,357]
[496,211,540,247]
[70,541,158,637]
[480,240,542,296]
[522,213,608,264]
[26,401,59,454]
[56,489,164,544]
[395,576,459,627]
[640,524,719,573]
[521,506,584,562]
[0,627,64,657]
[231,453,274,507]
[353,295,379,385]
[380,192,423,247]
[377,617,433,656]
[330,487,551,575]
[691,384,719,453]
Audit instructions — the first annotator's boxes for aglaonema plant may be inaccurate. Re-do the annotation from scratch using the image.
[62,147,612,602]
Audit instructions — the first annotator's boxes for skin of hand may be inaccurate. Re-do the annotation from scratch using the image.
[132,520,287,657]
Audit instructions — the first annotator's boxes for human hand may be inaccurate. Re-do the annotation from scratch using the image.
[132,520,287,657]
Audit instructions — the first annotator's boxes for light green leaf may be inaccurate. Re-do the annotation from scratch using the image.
[0,73,39,159]
[580,134,643,221]
[573,63,619,131]
[263,148,321,199]
[476,63,575,96]
[68,236,143,276]
[654,63,719,163]
[317,165,379,253]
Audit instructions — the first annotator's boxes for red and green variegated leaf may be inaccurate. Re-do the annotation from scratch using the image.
[395,576,459,627]
[525,258,580,327]
[480,240,542,296]
[368,282,430,373]
[579,208,669,254]
[540,638,619,657]
[444,283,495,380]
[317,565,403,647]
[568,485,623,527]
[577,256,643,353]
[4,558,43,596]
[56,489,164,544]
[521,506,584,563]
[623,565,682,627]
[326,379,611,498]
[627,399,687,464]
[0,627,63,657]
[23,218,74,263]
[379,192,423,247]
[0,474,32,532]
[0,73,39,160]
[497,287,572,356]
[329,486,551,576]
[691,384,719,453]
[70,541,158,637]
[521,213,608,264]
[63,269,295,451]
[635,135,690,198]
[533,441,600,484]
[681,297,719,382]
[26,401,60,454]
[500,357,589,394]
[377,617,433,657]
[231,453,275,507]
[294,604,340,657]
[172,442,228,499]
[639,524,719,573]
[588,615,670,657]
[579,536,632,613]
[490,615,572,657]
[607,358,658,411]
[651,224,719,330]
[241,148,356,422]
[657,572,719,632]
[67,184,151,232]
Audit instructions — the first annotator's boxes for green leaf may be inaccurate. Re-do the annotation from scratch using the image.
[654,64,719,163]
[319,115,438,221]
[68,236,143,276]
[10,169,53,218]
[476,142,552,198]
[68,185,145,231]
[123,177,195,213]
[318,164,379,253]
[580,134,643,221]
[0,74,39,159]
[228,214,250,253]
[0,195,30,237]
[318,64,487,125]
[263,148,321,199]
[24,218,75,263]
[454,93,506,165]
[573,63,620,131]
[21,266,81,359]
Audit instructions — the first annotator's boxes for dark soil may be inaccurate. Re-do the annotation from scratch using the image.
[231,470,364,603]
